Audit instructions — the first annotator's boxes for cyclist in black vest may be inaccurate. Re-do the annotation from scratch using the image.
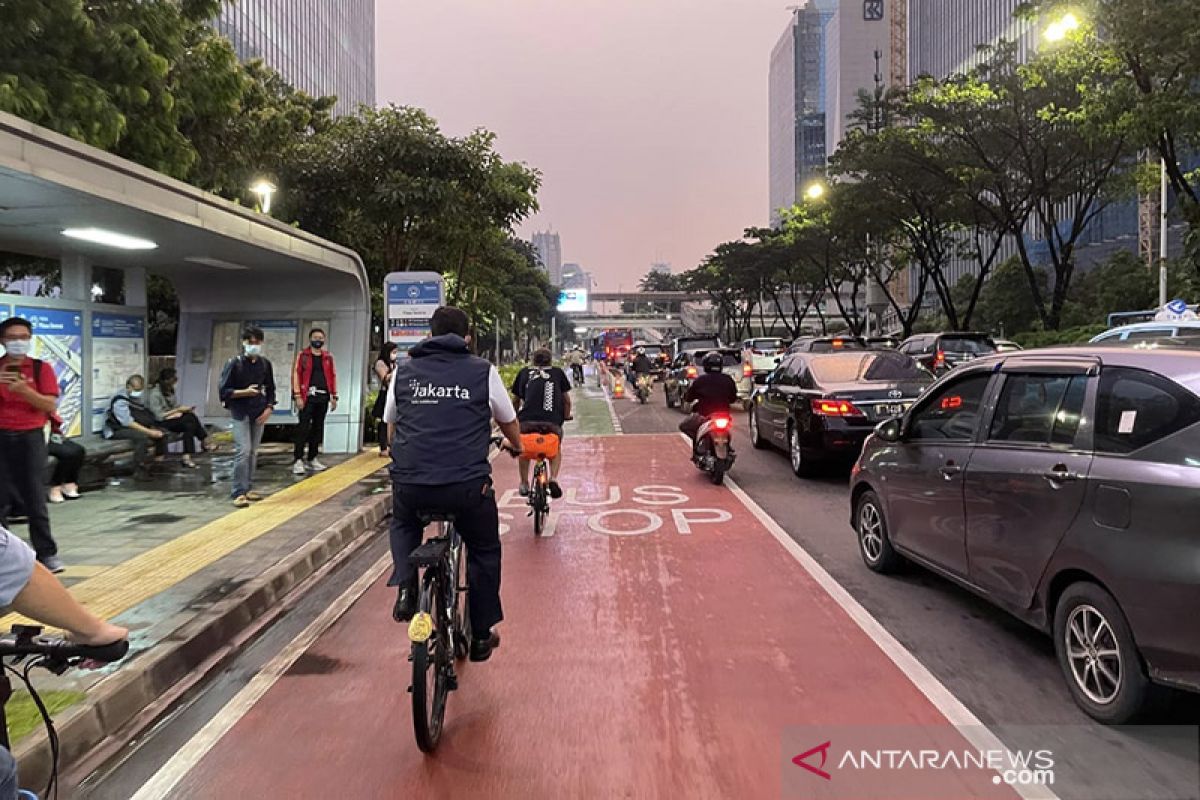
[510,348,573,498]
[384,307,524,662]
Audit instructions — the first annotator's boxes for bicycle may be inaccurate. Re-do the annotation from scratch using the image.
[0,626,128,799]
[570,362,584,385]
[520,428,562,537]
[406,437,511,753]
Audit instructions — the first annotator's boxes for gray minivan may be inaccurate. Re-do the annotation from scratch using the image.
[850,347,1200,722]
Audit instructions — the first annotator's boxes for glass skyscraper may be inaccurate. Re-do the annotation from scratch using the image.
[216,0,376,116]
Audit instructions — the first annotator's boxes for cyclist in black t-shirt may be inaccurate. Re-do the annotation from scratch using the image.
[511,349,573,498]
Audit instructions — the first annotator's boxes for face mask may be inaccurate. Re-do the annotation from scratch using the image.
[310,340,324,350]
[3,339,30,358]
[129,390,144,399]
[244,344,262,357]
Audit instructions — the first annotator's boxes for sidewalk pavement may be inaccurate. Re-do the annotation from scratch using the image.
[4,440,394,785]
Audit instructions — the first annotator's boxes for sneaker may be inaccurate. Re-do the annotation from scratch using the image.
[48,487,65,504]
[245,491,265,502]
[307,459,328,472]
[233,495,251,508]
[518,483,530,497]
[40,555,65,574]
[292,459,307,475]
[63,484,81,499]
[182,456,199,469]
[469,630,501,662]
[392,583,418,623]
[548,481,563,500]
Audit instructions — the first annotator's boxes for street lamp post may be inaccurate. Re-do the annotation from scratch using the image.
[1161,158,1170,306]
[804,181,827,202]
[250,180,277,215]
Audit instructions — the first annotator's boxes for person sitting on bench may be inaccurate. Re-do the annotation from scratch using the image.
[102,374,173,480]
[146,368,207,461]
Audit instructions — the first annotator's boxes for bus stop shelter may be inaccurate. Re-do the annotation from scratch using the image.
[0,111,370,452]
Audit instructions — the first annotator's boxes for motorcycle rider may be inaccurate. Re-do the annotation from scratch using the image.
[566,346,585,384]
[679,351,738,445]
[630,347,655,396]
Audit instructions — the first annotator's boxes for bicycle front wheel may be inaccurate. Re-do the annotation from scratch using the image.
[411,571,449,752]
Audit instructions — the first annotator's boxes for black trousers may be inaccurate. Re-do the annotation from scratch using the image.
[47,439,85,486]
[0,429,57,559]
[159,412,205,454]
[388,477,503,634]
[110,427,166,469]
[293,397,329,461]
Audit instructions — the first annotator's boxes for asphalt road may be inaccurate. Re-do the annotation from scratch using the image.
[615,380,1200,800]
[79,381,1200,799]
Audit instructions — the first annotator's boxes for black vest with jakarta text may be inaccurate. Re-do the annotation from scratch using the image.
[390,334,493,486]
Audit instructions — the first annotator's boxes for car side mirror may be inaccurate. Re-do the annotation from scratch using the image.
[875,417,903,443]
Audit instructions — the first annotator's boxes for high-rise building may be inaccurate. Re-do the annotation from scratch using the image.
[532,231,563,286]
[216,1,376,116]
[649,262,672,275]
[561,263,593,292]
[908,0,1032,80]
[823,0,893,159]
[769,1,835,222]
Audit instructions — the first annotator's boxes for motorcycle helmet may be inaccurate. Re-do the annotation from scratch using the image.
[636,347,645,355]
[702,351,725,374]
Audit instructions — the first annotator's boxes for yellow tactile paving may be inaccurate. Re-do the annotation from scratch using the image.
[3,452,387,627]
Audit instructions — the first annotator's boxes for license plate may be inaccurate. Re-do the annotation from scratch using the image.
[877,403,906,417]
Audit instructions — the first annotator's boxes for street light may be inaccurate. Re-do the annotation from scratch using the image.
[250,180,277,214]
[1043,11,1080,42]
[804,182,827,202]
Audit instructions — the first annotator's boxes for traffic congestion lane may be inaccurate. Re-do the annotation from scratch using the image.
[614,386,1199,798]
[138,433,1024,800]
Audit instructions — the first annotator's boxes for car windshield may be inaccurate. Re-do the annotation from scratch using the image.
[810,352,928,384]
[940,335,996,354]
[749,339,782,351]
[690,350,742,367]
[640,346,664,355]
[681,338,720,350]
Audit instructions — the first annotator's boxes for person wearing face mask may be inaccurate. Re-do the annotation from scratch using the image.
[291,328,338,474]
[0,317,64,573]
[371,342,399,456]
[218,327,277,508]
[103,374,169,481]
[146,367,208,465]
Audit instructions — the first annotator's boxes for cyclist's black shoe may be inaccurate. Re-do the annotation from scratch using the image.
[392,584,418,623]
[518,483,530,497]
[548,481,563,499]
[469,630,500,662]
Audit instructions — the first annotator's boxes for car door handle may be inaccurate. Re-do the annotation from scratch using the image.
[1043,466,1080,485]
[939,463,962,480]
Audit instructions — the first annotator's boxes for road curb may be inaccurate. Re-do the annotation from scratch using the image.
[14,491,392,791]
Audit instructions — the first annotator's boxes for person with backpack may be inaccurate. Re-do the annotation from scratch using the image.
[510,348,573,498]
[0,316,63,573]
[218,327,276,508]
[102,374,169,481]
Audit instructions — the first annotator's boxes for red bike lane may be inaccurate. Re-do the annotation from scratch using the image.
[158,434,1035,799]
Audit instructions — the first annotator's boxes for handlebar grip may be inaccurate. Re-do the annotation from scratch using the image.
[68,639,129,664]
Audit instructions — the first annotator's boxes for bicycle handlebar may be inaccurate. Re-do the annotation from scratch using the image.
[0,626,129,668]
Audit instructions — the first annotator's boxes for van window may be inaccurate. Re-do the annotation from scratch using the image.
[1095,367,1200,454]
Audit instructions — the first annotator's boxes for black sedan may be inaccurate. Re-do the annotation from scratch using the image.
[749,350,932,476]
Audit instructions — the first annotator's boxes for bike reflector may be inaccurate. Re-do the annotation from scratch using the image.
[408,612,434,643]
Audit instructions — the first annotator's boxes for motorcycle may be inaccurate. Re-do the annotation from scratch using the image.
[634,373,653,404]
[693,413,736,485]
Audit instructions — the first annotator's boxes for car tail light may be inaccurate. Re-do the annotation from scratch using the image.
[712,416,732,431]
[685,366,698,379]
[832,338,845,349]
[743,364,753,378]
[811,398,866,417]
[935,350,946,368]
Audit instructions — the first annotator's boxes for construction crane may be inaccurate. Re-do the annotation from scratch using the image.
[890,0,908,86]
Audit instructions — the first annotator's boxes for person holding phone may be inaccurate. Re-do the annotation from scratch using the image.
[218,327,276,508]
[0,317,63,573]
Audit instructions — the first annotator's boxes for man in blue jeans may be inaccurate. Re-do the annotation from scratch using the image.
[218,327,277,508]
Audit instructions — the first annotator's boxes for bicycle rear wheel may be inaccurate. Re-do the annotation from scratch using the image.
[532,462,548,537]
[411,570,450,752]
[452,539,471,660]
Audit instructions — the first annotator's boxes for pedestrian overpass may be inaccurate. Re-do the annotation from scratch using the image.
[565,291,718,338]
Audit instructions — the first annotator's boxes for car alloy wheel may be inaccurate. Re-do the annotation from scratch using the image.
[1064,604,1122,706]
[749,407,763,448]
[789,425,805,475]
[858,502,884,564]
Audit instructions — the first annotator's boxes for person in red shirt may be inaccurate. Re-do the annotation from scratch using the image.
[291,327,338,474]
[0,317,63,573]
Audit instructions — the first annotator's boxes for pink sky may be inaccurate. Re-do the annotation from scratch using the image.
[376,0,790,290]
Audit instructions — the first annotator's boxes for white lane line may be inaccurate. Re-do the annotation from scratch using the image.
[129,554,391,800]
[718,463,1059,800]
[602,385,623,434]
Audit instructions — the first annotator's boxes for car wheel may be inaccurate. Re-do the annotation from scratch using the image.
[789,423,816,477]
[742,399,753,413]
[854,490,902,573]
[749,406,768,450]
[1053,583,1150,724]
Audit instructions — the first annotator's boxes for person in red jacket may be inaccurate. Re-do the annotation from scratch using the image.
[291,327,338,474]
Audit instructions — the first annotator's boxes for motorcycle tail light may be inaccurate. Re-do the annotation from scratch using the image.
[685,366,698,379]
[712,416,732,430]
